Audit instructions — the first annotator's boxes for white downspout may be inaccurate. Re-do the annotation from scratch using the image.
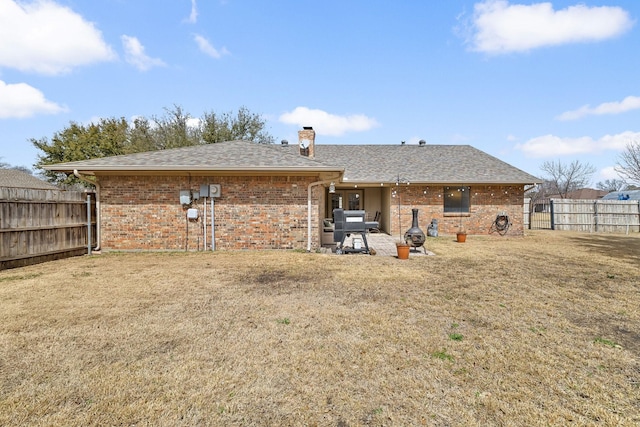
[307,178,339,252]
[74,170,101,251]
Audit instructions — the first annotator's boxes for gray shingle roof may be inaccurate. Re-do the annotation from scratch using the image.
[44,140,540,184]
[44,140,339,173]
[306,144,539,184]
[0,169,59,189]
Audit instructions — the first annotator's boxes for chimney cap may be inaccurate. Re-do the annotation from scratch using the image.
[303,126,313,130]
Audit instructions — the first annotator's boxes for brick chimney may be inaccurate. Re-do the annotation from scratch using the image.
[298,127,315,158]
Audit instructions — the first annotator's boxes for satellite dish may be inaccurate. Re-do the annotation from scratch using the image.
[300,139,310,149]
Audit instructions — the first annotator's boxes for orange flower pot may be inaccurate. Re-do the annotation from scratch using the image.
[396,243,410,259]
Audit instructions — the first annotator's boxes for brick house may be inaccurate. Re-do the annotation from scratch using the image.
[45,128,539,251]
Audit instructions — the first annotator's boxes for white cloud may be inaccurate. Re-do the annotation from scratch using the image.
[466,0,634,54]
[556,96,640,121]
[278,107,379,136]
[0,80,67,118]
[515,131,640,158]
[186,117,201,129]
[186,0,198,23]
[598,166,622,181]
[194,34,229,59]
[0,0,116,75]
[121,35,166,71]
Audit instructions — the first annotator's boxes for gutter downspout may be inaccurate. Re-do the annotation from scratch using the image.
[74,170,101,251]
[307,177,340,252]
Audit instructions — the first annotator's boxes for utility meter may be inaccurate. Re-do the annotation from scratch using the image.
[209,184,221,198]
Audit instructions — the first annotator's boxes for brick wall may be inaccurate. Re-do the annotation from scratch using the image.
[389,184,525,236]
[98,175,319,251]
[98,176,525,251]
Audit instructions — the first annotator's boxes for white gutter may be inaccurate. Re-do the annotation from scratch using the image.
[74,170,101,251]
[307,178,340,252]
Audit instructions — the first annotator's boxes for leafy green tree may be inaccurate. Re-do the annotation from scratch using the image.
[150,105,200,150]
[200,106,274,144]
[127,117,157,154]
[32,106,275,186]
[32,118,130,186]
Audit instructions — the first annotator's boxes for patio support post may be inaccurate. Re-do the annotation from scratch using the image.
[307,177,340,252]
[86,193,92,255]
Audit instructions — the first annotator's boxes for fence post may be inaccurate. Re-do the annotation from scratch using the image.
[550,199,555,230]
[86,194,92,255]
[593,200,598,233]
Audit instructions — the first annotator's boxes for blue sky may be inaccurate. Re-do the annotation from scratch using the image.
[1,0,639,184]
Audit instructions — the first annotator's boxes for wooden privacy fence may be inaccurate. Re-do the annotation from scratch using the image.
[0,187,96,270]
[524,198,640,233]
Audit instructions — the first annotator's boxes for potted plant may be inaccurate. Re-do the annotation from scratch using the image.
[393,174,411,259]
[456,226,467,243]
[455,185,468,243]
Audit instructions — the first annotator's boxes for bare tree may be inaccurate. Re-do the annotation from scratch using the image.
[615,141,640,185]
[539,160,596,198]
[595,178,627,192]
[0,158,32,174]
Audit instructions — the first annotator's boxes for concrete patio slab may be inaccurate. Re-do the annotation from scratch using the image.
[331,233,435,257]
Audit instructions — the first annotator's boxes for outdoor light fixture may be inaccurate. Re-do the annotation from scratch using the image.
[329,182,335,193]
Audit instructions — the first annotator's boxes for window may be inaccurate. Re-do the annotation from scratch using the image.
[444,186,470,213]
[328,190,363,217]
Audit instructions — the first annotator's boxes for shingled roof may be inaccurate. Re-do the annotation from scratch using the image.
[0,169,59,190]
[44,140,339,174]
[300,144,539,184]
[44,140,539,185]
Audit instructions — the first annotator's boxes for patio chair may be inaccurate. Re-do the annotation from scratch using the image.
[369,211,381,233]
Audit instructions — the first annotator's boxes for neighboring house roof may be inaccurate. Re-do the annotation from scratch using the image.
[548,188,609,200]
[44,140,540,185]
[603,189,640,201]
[0,169,59,190]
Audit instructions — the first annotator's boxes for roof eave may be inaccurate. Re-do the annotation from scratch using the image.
[340,179,541,186]
[44,165,344,174]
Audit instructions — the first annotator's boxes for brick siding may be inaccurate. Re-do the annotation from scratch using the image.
[99,175,319,251]
[98,175,525,251]
[389,184,525,237]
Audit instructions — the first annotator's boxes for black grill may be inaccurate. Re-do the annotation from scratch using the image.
[333,209,379,254]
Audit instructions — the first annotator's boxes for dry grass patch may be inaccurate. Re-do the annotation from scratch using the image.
[1,231,639,426]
